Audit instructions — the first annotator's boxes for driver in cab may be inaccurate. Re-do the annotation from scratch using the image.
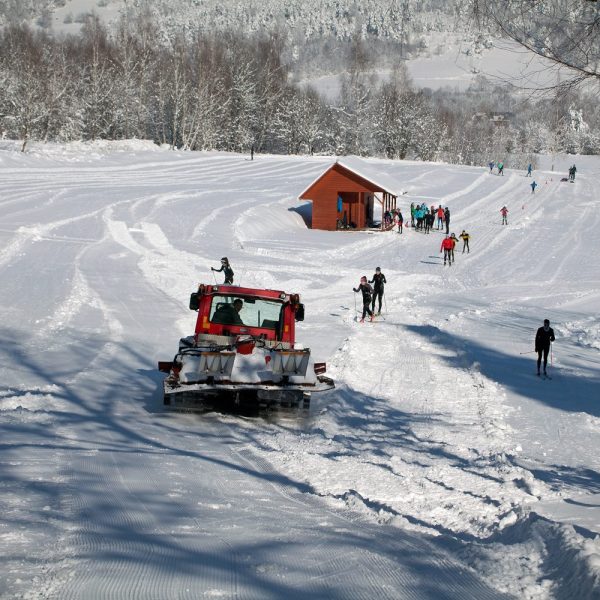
[214,298,244,325]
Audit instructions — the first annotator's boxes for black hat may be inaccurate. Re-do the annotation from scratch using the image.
[221,257,228,263]
[375,267,381,272]
[544,319,550,325]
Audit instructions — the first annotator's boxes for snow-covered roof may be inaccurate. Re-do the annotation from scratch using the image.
[336,156,402,196]
[299,156,402,198]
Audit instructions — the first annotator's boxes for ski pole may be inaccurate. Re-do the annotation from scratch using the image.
[519,350,537,355]
[211,269,217,284]
[550,342,553,366]
[378,291,387,320]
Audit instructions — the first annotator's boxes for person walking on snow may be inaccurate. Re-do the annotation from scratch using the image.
[353,276,374,322]
[369,267,387,315]
[444,207,451,234]
[211,257,234,284]
[498,162,504,176]
[459,230,470,253]
[440,236,454,266]
[501,206,508,225]
[526,164,532,177]
[531,181,538,193]
[535,319,555,376]
[489,161,495,174]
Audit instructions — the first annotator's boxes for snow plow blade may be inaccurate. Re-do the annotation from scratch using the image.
[163,375,334,412]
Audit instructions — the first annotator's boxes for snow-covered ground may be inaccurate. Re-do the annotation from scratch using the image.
[0,140,599,599]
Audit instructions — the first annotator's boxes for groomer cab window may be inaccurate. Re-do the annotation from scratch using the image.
[209,296,283,330]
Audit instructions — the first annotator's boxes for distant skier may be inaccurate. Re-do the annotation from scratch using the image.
[369,267,387,315]
[424,209,432,234]
[569,164,577,182]
[449,233,459,263]
[535,319,555,376]
[436,205,444,230]
[500,206,508,225]
[440,236,454,266]
[531,181,538,193]
[459,230,470,253]
[489,161,495,174]
[396,210,404,234]
[353,276,374,322]
[410,203,415,227]
[211,257,234,284]
[498,162,504,176]
[526,164,532,177]
[444,207,450,234]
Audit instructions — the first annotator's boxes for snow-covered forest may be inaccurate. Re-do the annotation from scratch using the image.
[0,1,599,162]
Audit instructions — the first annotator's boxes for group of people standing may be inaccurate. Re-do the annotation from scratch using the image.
[409,203,451,234]
[489,161,505,176]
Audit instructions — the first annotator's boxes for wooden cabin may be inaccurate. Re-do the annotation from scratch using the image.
[299,160,398,231]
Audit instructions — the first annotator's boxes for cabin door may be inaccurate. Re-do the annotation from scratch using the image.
[339,192,359,228]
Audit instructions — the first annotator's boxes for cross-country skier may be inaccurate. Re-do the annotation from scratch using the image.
[369,267,387,315]
[449,233,459,263]
[531,181,537,193]
[501,206,508,225]
[489,161,495,174]
[535,319,555,376]
[436,205,445,230]
[459,230,470,253]
[498,162,504,176]
[440,236,454,266]
[353,276,374,322]
[444,207,451,234]
[395,210,404,234]
[527,164,532,177]
[211,257,234,284]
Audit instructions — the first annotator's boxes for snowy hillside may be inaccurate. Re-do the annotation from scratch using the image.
[1,141,599,599]
[17,0,556,91]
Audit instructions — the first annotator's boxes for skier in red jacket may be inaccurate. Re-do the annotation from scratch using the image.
[440,236,454,266]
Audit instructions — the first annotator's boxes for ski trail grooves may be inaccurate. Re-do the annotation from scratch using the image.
[256,305,534,542]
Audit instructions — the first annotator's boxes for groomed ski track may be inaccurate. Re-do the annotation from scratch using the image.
[1,145,599,599]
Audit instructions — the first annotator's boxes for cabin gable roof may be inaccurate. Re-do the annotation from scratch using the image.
[299,158,399,199]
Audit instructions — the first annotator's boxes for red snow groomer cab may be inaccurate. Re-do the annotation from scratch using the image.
[158,284,334,410]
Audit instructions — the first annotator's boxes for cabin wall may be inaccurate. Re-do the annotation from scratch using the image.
[305,165,375,230]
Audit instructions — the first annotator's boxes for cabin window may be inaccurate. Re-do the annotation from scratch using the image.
[209,296,283,329]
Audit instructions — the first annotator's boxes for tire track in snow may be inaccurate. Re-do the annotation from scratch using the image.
[257,295,535,544]
[236,437,509,599]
